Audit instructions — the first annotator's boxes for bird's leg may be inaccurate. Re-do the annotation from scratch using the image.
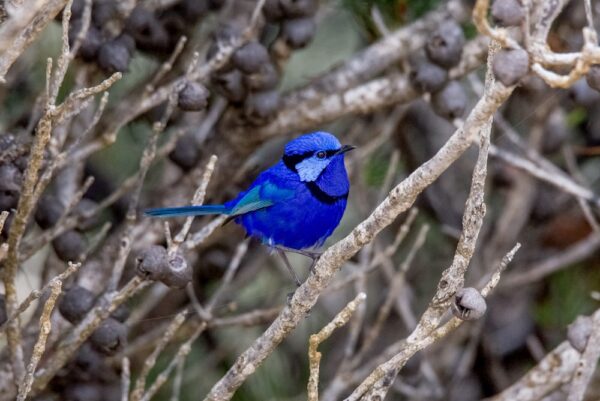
[308,255,320,275]
[276,249,302,288]
[275,246,322,276]
[276,246,322,261]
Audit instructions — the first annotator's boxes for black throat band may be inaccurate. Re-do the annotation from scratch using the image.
[282,151,348,204]
[305,182,348,205]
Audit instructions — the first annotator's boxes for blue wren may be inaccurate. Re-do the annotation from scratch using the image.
[146,131,354,285]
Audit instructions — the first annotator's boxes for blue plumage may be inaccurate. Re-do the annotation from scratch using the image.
[145,132,353,284]
[145,204,228,217]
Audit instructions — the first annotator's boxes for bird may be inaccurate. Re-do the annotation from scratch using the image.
[145,131,354,286]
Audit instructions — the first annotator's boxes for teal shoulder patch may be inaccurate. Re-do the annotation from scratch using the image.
[261,181,295,201]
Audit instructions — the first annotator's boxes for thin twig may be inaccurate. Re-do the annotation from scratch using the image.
[480,243,521,297]
[566,309,600,401]
[184,215,227,251]
[26,128,185,257]
[145,35,188,95]
[562,145,600,232]
[307,293,366,401]
[99,0,266,151]
[140,324,206,401]
[120,306,282,359]
[172,155,218,247]
[353,224,429,364]
[121,357,130,401]
[0,262,79,332]
[3,60,57,380]
[130,310,188,401]
[30,276,149,395]
[170,357,185,401]
[348,244,520,401]
[502,233,600,286]
[107,88,178,292]
[17,278,63,401]
[48,0,74,104]
[328,208,419,292]
[205,241,249,314]
[489,145,600,207]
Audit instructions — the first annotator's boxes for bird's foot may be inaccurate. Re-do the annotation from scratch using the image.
[276,246,321,260]
[275,246,322,275]
[306,250,322,259]
[286,290,296,306]
[308,254,321,275]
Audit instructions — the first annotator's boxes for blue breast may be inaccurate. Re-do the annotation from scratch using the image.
[232,162,348,250]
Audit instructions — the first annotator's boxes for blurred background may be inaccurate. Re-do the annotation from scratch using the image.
[1,0,600,400]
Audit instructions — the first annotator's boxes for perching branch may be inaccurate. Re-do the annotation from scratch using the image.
[485,342,581,401]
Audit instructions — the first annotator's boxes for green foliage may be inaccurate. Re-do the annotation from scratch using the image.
[363,150,391,187]
[1,24,61,129]
[89,122,149,181]
[342,0,441,35]
[534,263,600,329]
[462,21,478,40]
[106,52,157,104]
[404,0,443,19]
[566,107,588,128]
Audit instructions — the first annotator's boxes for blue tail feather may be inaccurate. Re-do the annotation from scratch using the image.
[144,204,229,218]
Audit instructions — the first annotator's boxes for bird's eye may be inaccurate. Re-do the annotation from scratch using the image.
[316,151,326,159]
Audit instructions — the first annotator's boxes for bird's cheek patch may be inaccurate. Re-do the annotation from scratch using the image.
[296,158,329,182]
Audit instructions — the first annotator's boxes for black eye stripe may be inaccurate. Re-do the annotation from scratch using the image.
[283,152,311,171]
[282,148,341,172]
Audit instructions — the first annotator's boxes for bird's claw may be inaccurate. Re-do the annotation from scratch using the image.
[308,254,321,275]
[286,291,295,306]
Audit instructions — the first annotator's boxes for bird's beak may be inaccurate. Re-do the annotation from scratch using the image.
[336,145,356,155]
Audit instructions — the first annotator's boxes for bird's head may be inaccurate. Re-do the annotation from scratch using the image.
[282,132,354,182]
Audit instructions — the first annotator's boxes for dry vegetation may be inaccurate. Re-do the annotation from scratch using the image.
[0,0,600,400]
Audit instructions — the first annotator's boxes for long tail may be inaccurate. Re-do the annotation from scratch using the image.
[144,204,229,218]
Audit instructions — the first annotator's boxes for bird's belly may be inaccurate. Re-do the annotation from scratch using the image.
[238,197,346,250]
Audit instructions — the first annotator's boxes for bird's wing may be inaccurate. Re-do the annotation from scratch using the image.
[229,180,293,217]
